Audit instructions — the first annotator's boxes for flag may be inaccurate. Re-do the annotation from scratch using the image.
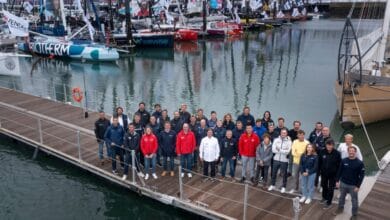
[23,2,34,13]
[249,0,262,11]
[2,10,29,37]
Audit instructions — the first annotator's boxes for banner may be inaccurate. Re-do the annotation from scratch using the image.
[2,10,29,37]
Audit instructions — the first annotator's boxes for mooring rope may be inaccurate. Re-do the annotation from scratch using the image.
[351,83,381,169]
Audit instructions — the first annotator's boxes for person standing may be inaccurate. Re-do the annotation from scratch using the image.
[299,144,318,204]
[195,119,208,169]
[338,134,363,161]
[159,122,177,177]
[122,123,143,180]
[179,103,191,124]
[268,129,292,193]
[189,115,198,132]
[199,129,220,181]
[334,146,365,219]
[141,126,159,180]
[308,122,323,148]
[239,125,260,183]
[176,123,196,178]
[319,139,341,209]
[266,124,279,141]
[220,130,237,180]
[148,116,161,166]
[104,117,125,175]
[288,120,301,142]
[133,113,144,166]
[254,134,273,188]
[316,127,332,152]
[261,111,274,131]
[136,102,151,127]
[171,111,183,133]
[208,111,218,129]
[111,107,129,131]
[253,119,267,141]
[94,111,111,165]
[290,130,309,193]
[274,117,288,136]
[222,113,235,131]
[195,108,208,124]
[213,120,226,144]
[152,104,162,122]
[237,106,255,126]
[159,109,170,130]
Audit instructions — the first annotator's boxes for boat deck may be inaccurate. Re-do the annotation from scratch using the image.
[0,87,341,219]
[359,163,390,220]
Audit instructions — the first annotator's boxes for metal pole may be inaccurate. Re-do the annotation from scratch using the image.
[77,130,81,161]
[293,197,301,220]
[243,183,248,220]
[53,84,57,101]
[178,164,183,200]
[63,84,67,103]
[37,118,43,143]
[131,150,136,184]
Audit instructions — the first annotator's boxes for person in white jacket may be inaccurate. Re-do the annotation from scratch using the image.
[338,134,363,161]
[268,129,292,193]
[199,128,220,180]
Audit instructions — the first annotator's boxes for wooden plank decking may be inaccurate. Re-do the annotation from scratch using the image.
[0,87,341,220]
[359,164,390,220]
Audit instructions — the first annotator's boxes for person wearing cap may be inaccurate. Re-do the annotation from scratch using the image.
[318,138,341,209]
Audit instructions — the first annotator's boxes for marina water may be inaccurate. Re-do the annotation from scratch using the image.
[0,19,389,219]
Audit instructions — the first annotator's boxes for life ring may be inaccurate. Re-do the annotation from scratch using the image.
[72,87,83,103]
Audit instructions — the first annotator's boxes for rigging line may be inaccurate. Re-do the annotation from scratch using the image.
[351,83,381,169]
[355,1,366,37]
[182,184,292,219]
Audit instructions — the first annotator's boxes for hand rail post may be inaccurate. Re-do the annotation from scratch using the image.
[243,183,248,220]
[63,84,67,103]
[76,130,81,161]
[293,197,301,220]
[178,164,183,200]
[37,118,43,143]
[131,150,136,184]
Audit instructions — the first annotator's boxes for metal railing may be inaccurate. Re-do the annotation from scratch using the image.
[0,103,301,220]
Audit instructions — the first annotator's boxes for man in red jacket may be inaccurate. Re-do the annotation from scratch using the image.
[239,125,260,183]
[176,123,196,178]
[141,126,158,180]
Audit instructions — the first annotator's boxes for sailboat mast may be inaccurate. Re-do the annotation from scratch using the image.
[379,0,390,64]
[59,0,67,33]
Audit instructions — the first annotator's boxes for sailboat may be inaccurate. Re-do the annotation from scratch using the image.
[16,0,119,61]
[335,0,390,126]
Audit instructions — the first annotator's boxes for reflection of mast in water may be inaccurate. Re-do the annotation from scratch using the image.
[231,42,240,116]
[284,28,292,88]
[293,29,303,83]
[276,43,284,95]
[243,34,251,107]
[201,41,207,72]
[184,54,195,113]
[112,86,118,113]
[257,56,266,105]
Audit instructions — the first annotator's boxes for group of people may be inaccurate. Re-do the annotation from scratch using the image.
[95,103,365,219]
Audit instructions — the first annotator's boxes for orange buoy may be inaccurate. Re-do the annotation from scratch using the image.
[72,87,83,103]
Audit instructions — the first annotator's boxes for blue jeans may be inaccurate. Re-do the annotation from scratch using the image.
[221,158,235,177]
[180,153,193,173]
[163,155,175,171]
[144,155,157,175]
[301,173,316,199]
[338,181,359,215]
[98,141,111,160]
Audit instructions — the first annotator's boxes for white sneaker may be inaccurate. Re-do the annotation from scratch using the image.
[187,173,192,178]
[137,172,144,178]
[305,198,312,204]
[144,174,149,180]
[181,173,185,178]
[299,197,306,203]
[122,175,127,180]
[281,187,286,194]
[289,189,295,194]
[268,185,275,191]
[152,173,158,179]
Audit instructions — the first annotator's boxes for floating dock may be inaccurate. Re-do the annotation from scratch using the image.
[0,87,384,220]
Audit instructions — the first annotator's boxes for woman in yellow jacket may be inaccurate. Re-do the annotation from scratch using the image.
[290,130,309,193]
